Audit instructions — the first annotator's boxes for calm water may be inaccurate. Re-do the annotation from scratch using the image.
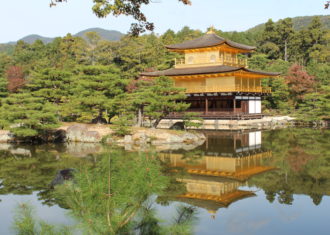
[0,128,329,235]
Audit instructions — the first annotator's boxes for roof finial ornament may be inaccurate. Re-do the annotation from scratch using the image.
[207,25,215,34]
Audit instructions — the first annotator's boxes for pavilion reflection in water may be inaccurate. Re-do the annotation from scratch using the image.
[159,130,275,215]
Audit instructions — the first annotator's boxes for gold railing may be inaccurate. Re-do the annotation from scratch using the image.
[182,86,271,94]
[174,58,248,68]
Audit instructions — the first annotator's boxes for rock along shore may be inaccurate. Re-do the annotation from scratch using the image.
[0,123,207,151]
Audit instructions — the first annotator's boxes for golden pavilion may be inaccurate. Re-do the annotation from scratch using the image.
[141,29,280,119]
[158,130,276,215]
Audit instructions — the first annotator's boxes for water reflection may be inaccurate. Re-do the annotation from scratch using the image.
[0,128,329,234]
[160,130,276,216]
[0,143,96,206]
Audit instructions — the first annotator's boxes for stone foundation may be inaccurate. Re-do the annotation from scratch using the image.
[158,116,296,130]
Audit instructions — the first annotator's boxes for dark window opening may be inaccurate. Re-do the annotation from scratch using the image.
[236,100,241,108]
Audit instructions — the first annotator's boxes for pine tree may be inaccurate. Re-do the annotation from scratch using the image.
[291,17,327,64]
[142,76,189,127]
[27,68,73,104]
[68,65,127,123]
[124,76,189,127]
[0,93,59,139]
[0,77,8,99]
[259,19,280,59]
[276,18,294,61]
[297,85,330,121]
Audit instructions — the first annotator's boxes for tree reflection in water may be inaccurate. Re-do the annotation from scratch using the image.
[2,128,330,234]
[249,128,330,206]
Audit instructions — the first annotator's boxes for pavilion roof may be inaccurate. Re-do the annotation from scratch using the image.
[166,33,256,51]
[176,190,256,208]
[141,65,281,77]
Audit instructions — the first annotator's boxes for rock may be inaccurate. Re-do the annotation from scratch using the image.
[0,130,13,143]
[66,124,112,143]
[9,148,32,157]
[61,123,205,147]
[124,135,133,143]
[132,131,150,143]
[50,168,75,188]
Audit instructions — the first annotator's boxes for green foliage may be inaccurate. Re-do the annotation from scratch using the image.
[13,203,73,235]
[247,15,330,35]
[0,21,329,129]
[112,115,133,136]
[13,203,36,235]
[54,150,169,234]
[0,93,59,139]
[0,76,8,99]
[140,76,189,127]
[0,53,13,77]
[0,43,15,55]
[54,0,191,35]
[296,86,330,121]
[249,128,330,205]
[182,112,203,130]
[0,145,94,206]
[27,68,73,104]
[68,65,127,123]
[307,62,330,86]
[6,147,197,234]
[123,76,189,127]
[257,16,328,64]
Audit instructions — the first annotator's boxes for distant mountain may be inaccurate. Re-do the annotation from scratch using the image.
[247,15,330,34]
[19,34,54,44]
[2,15,329,46]
[10,28,124,45]
[74,28,124,41]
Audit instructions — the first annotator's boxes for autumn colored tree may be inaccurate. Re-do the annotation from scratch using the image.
[5,66,25,92]
[286,64,315,107]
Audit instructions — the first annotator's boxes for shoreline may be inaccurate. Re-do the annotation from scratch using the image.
[0,116,328,145]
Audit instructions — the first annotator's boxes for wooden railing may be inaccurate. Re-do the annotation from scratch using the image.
[182,86,271,94]
[174,57,248,68]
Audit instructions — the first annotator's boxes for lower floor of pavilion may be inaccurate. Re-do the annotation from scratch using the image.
[169,93,265,120]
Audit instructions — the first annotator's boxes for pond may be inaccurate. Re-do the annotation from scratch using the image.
[0,128,329,234]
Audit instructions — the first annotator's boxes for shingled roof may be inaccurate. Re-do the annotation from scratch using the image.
[141,65,281,77]
[166,33,256,51]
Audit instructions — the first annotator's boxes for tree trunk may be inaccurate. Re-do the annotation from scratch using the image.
[137,107,143,127]
[284,39,288,62]
[153,118,162,128]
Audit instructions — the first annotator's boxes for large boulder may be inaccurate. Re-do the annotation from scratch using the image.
[65,124,112,143]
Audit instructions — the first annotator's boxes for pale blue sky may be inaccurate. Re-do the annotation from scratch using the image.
[0,0,328,43]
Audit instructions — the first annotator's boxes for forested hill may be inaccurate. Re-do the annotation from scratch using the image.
[247,15,330,34]
[6,28,124,45]
[18,34,54,44]
[75,28,124,41]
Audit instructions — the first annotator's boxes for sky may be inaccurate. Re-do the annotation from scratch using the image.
[0,0,328,43]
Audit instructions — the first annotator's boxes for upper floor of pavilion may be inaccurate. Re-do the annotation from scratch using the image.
[166,30,256,69]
